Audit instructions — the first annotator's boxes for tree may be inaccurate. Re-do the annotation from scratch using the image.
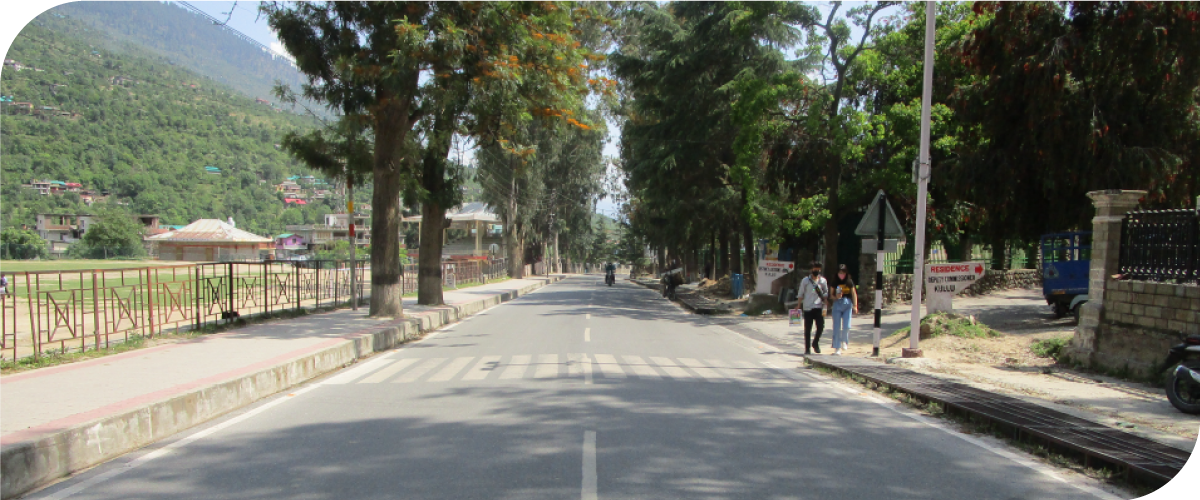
[947,1,1200,242]
[265,2,602,311]
[0,227,49,260]
[613,2,815,279]
[79,206,146,258]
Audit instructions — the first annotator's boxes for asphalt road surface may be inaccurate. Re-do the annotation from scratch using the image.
[28,276,1122,500]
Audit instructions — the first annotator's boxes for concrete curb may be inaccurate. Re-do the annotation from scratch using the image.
[628,279,732,315]
[0,276,564,499]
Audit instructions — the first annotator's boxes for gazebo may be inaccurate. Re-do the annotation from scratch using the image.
[402,202,505,259]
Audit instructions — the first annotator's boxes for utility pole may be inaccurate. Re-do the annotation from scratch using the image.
[347,172,357,311]
[906,2,936,358]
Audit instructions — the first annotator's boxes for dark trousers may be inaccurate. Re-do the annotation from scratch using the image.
[803,308,824,351]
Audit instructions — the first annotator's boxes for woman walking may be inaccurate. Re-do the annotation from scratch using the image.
[829,264,858,355]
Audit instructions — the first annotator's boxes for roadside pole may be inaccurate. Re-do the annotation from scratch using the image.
[874,193,885,357]
[855,190,902,358]
[348,175,357,311]
[906,1,936,357]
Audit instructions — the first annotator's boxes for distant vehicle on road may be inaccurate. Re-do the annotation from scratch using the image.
[1040,231,1091,321]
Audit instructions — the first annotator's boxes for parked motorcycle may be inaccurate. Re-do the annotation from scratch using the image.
[1165,335,1200,414]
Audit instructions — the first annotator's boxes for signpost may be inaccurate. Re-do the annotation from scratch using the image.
[924,262,985,313]
[754,260,795,295]
[855,190,905,357]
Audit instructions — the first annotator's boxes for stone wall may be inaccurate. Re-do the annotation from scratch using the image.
[856,269,1041,310]
[1068,279,1200,378]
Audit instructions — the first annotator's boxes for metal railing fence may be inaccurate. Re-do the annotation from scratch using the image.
[0,260,367,362]
[0,257,515,362]
[1119,209,1199,284]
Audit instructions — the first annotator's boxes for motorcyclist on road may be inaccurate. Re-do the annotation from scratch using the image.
[660,259,683,299]
[604,262,616,285]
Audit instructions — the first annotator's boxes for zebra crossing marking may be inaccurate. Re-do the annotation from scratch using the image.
[500,355,532,379]
[342,353,787,385]
[593,354,626,379]
[648,357,694,379]
[393,358,447,383]
[427,357,476,382]
[357,358,420,384]
[535,354,560,379]
[462,355,503,380]
[620,355,661,379]
[677,358,725,382]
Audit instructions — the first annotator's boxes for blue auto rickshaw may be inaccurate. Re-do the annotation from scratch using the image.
[1040,231,1092,321]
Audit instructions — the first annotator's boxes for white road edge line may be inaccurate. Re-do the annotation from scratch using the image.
[582,430,598,500]
[40,383,323,500]
[713,323,1121,500]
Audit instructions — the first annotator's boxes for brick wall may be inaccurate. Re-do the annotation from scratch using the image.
[1103,280,1200,335]
[1067,279,1200,378]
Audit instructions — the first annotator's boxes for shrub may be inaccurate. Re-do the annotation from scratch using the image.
[1031,336,1071,360]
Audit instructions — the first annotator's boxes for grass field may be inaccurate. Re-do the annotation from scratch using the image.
[0,260,188,273]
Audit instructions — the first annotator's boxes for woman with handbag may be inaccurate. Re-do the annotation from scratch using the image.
[828,264,859,355]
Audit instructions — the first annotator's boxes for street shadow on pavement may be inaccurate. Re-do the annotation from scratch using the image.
[41,373,1121,500]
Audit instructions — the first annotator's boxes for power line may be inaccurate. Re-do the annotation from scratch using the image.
[173,1,292,62]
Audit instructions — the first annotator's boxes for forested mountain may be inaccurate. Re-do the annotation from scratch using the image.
[48,2,309,108]
[1,12,338,238]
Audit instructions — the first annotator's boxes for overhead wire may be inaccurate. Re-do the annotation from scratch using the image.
[173,1,293,61]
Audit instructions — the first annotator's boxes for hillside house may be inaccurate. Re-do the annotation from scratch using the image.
[274,234,307,259]
[36,213,167,255]
[6,102,33,115]
[65,182,82,192]
[286,213,371,249]
[283,198,307,205]
[147,219,274,262]
[30,180,51,195]
[276,181,301,194]
[255,97,269,105]
[3,59,24,71]
[36,213,93,255]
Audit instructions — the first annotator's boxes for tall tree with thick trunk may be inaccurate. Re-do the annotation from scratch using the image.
[266,2,603,312]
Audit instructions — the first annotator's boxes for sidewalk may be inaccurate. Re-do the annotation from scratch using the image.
[635,279,1198,447]
[0,275,566,499]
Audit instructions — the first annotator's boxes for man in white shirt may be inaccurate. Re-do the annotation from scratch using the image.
[796,261,829,354]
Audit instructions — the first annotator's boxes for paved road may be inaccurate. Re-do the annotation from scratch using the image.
[27,276,1119,500]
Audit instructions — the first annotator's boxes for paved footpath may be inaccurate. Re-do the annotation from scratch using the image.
[0,276,563,499]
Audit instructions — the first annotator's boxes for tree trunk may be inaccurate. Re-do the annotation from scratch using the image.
[415,97,461,305]
[367,97,412,317]
[728,224,741,275]
[742,221,754,286]
[718,231,729,278]
[711,231,718,279]
[823,207,839,279]
[418,201,446,305]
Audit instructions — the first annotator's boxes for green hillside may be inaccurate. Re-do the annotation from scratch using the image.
[1,14,337,238]
[50,2,311,110]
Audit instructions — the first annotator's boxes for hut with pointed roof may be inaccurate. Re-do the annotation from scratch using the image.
[147,219,274,261]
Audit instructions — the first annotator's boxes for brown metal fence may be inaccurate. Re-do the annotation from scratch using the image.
[0,258,512,362]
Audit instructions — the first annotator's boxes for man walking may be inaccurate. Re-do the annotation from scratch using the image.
[797,261,829,354]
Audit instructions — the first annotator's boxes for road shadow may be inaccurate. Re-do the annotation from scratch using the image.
[37,372,1126,500]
